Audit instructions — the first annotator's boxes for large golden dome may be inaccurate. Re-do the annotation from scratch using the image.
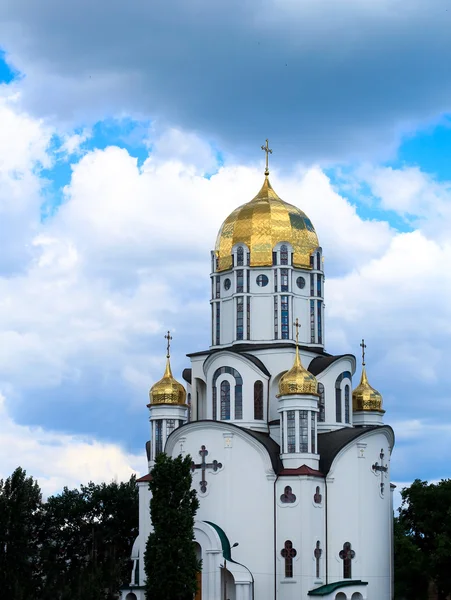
[352,366,384,413]
[149,356,187,406]
[278,344,319,397]
[214,176,319,272]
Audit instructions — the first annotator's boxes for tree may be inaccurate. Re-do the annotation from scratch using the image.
[398,479,451,600]
[39,476,139,600]
[144,453,201,600]
[0,467,43,599]
[393,516,428,600]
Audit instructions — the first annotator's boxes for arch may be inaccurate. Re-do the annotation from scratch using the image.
[317,382,325,422]
[212,367,243,421]
[335,594,347,600]
[254,380,264,420]
[280,244,289,265]
[335,371,352,423]
[339,541,355,579]
[125,594,137,600]
[351,593,364,600]
[236,246,244,266]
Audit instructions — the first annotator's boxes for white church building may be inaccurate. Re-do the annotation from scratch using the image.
[121,144,395,600]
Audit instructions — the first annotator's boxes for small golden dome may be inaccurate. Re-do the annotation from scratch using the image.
[278,343,319,397]
[352,365,384,413]
[214,176,319,272]
[149,332,187,406]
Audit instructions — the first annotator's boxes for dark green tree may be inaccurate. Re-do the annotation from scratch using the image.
[0,467,43,599]
[393,516,428,600]
[144,453,201,600]
[397,479,451,600]
[39,475,139,600]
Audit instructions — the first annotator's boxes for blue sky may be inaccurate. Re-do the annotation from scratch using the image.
[0,1,451,498]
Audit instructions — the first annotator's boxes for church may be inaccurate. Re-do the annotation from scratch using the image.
[121,142,395,600]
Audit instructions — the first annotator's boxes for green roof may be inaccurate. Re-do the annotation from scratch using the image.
[308,580,368,596]
[204,520,235,561]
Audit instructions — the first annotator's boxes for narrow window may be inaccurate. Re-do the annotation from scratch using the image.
[281,268,289,291]
[310,273,314,296]
[246,296,251,339]
[310,300,315,343]
[281,295,289,339]
[155,420,163,457]
[187,393,191,423]
[335,385,342,423]
[237,246,244,266]
[220,380,231,420]
[216,276,220,299]
[339,542,355,579]
[281,541,297,578]
[314,542,322,579]
[287,411,296,452]
[212,386,217,420]
[317,383,325,422]
[247,251,250,266]
[310,254,314,268]
[299,410,308,452]
[317,300,322,344]
[254,381,264,420]
[274,270,278,292]
[272,251,277,265]
[344,384,350,424]
[246,269,250,292]
[235,373,243,420]
[311,412,316,453]
[274,296,279,339]
[215,303,220,345]
[317,275,321,297]
[280,244,288,265]
[166,419,176,437]
[316,251,321,270]
[236,269,244,292]
[236,297,244,340]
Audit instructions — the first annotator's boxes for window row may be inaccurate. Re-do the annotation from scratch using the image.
[153,418,184,459]
[280,540,355,580]
[316,373,352,425]
[213,271,322,298]
[212,368,264,421]
[282,409,317,454]
[213,248,322,271]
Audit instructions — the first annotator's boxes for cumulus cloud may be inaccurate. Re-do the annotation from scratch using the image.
[1,0,451,162]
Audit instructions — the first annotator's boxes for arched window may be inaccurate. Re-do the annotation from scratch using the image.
[317,383,325,422]
[212,367,243,421]
[187,393,191,422]
[335,372,352,424]
[344,384,350,424]
[281,540,297,577]
[254,381,264,420]
[339,542,355,579]
[280,244,289,265]
[316,251,321,270]
[126,593,138,600]
[237,246,244,266]
[220,380,230,420]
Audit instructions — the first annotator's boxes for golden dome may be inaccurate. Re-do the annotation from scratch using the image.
[278,343,319,397]
[352,365,384,413]
[149,333,187,406]
[214,176,319,272]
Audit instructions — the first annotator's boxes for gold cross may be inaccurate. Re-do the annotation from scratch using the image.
[261,139,272,176]
[294,318,301,345]
[360,338,367,366]
[165,330,173,358]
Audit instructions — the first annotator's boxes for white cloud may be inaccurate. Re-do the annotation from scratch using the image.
[0,393,143,498]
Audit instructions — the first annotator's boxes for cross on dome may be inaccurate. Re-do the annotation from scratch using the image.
[294,318,301,345]
[360,338,367,366]
[261,138,273,176]
[165,331,173,358]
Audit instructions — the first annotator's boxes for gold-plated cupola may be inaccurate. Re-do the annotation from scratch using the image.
[149,332,187,406]
[214,140,319,272]
[278,319,319,397]
[352,339,384,413]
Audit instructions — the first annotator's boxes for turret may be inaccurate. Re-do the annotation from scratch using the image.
[352,339,385,426]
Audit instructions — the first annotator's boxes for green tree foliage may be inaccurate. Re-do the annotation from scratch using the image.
[144,453,201,600]
[397,478,451,600]
[39,476,139,600]
[0,467,43,599]
[393,516,428,600]
[0,467,138,600]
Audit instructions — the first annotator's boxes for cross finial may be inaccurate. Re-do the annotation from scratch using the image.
[360,338,367,366]
[261,139,273,176]
[294,318,301,345]
[164,331,173,358]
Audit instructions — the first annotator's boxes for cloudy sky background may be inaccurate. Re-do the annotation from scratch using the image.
[1,0,451,502]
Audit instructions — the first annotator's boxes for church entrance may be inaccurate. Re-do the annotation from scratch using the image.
[221,567,236,600]
[194,542,202,600]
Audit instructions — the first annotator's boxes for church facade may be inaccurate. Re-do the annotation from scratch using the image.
[121,146,395,600]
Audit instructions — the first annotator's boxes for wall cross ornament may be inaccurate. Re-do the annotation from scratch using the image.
[314,541,322,579]
[372,448,388,495]
[190,445,222,493]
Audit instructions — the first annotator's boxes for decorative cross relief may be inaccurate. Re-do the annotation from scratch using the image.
[314,541,322,579]
[314,486,322,504]
[191,445,222,493]
[372,448,388,495]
